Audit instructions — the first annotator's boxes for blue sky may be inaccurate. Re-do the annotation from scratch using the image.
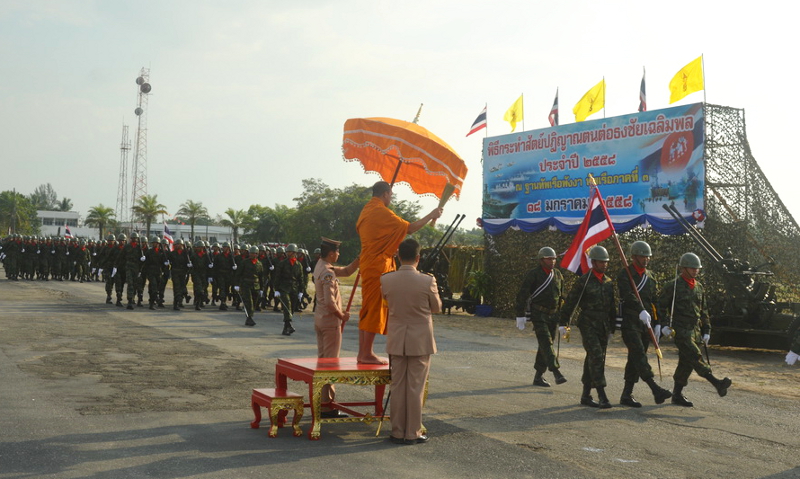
[2,0,796,230]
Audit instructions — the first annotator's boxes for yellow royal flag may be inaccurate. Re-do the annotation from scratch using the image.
[573,80,605,122]
[669,56,704,104]
[504,95,524,132]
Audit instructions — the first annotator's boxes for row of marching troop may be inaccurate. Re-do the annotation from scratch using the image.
[0,233,318,337]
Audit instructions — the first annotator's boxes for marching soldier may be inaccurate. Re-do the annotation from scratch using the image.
[119,232,146,309]
[111,234,127,306]
[234,246,263,326]
[213,242,235,311]
[515,246,567,387]
[169,239,192,311]
[144,236,166,309]
[190,240,210,311]
[616,241,672,407]
[274,243,305,336]
[74,240,90,283]
[101,235,118,303]
[562,245,617,409]
[659,252,732,407]
[158,238,171,305]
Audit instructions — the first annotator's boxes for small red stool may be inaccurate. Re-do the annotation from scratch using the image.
[250,388,304,437]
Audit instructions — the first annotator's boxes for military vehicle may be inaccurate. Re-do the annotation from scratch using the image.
[663,204,800,350]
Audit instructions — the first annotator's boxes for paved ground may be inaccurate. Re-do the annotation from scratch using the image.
[1,274,799,479]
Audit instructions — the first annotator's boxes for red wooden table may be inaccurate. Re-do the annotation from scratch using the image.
[275,357,391,440]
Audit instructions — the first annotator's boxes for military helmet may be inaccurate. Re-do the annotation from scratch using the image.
[130,232,139,239]
[537,247,557,259]
[161,238,169,245]
[286,243,298,252]
[175,238,184,246]
[679,252,702,268]
[117,233,127,241]
[630,241,652,257]
[276,246,285,254]
[248,246,258,254]
[314,247,321,254]
[222,241,230,248]
[106,234,116,241]
[194,240,204,248]
[212,242,220,249]
[151,236,161,243]
[258,244,266,252]
[233,244,241,250]
[588,245,610,261]
[79,240,86,246]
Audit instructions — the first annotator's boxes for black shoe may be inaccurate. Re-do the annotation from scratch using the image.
[157,302,165,308]
[106,296,112,304]
[596,388,613,409]
[219,304,228,311]
[553,369,567,385]
[320,410,348,418]
[245,317,256,327]
[282,323,296,336]
[620,394,642,408]
[672,394,694,407]
[581,395,600,407]
[406,434,429,445]
[126,302,134,310]
[707,375,732,397]
[116,300,123,307]
[532,374,551,387]
[149,302,156,310]
[195,303,201,311]
[652,387,673,405]
[388,436,407,445]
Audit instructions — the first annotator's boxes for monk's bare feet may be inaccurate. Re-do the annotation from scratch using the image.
[358,354,388,365]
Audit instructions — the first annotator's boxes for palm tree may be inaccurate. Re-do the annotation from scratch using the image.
[220,208,247,244]
[176,200,208,241]
[56,197,73,212]
[131,194,168,237]
[0,189,28,234]
[84,204,116,240]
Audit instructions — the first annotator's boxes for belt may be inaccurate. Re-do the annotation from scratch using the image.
[530,304,558,315]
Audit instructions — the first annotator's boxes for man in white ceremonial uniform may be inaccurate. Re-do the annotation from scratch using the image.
[381,237,441,445]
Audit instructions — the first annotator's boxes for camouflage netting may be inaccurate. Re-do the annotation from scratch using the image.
[483,104,800,318]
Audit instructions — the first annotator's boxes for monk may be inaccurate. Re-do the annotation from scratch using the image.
[356,181,442,364]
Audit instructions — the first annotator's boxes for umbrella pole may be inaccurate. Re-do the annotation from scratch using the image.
[390,158,402,185]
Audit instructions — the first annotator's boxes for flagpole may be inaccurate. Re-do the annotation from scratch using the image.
[484,102,488,138]
[521,93,525,131]
[701,54,706,105]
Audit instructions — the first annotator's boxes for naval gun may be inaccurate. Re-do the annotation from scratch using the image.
[662,204,800,349]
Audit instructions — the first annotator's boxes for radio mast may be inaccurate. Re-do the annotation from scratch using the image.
[115,124,131,225]
[130,67,152,229]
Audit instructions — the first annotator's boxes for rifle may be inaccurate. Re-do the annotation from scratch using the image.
[419,214,465,274]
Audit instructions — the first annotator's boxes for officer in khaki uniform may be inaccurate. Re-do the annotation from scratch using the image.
[381,238,441,445]
[313,237,359,418]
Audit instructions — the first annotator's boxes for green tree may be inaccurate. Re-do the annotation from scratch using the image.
[220,208,248,245]
[56,197,73,212]
[84,204,116,240]
[176,200,209,242]
[131,194,168,237]
[242,204,294,244]
[0,190,40,235]
[29,183,58,210]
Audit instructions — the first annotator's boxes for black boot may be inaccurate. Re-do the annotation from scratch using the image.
[149,300,156,310]
[219,303,228,311]
[116,296,123,307]
[106,295,112,304]
[552,368,567,385]
[173,299,180,311]
[126,300,134,310]
[620,381,642,408]
[533,371,551,387]
[645,377,672,404]
[282,321,295,336]
[195,301,201,311]
[596,387,613,409]
[671,383,693,407]
[245,316,256,327]
[704,373,732,397]
[580,385,599,407]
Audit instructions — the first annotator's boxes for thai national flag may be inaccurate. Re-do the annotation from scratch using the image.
[560,186,614,274]
[466,106,487,137]
[163,222,174,251]
[638,72,647,112]
[548,89,559,127]
[65,226,73,238]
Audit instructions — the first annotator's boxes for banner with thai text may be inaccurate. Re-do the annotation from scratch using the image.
[481,103,705,235]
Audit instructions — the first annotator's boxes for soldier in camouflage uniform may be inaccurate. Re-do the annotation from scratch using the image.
[785,329,800,365]
[119,232,147,309]
[101,235,118,303]
[515,246,567,387]
[213,242,235,311]
[562,245,617,409]
[616,241,673,407]
[169,239,192,311]
[190,240,210,311]
[658,252,732,407]
[274,243,305,336]
[144,236,167,309]
[234,246,263,326]
[74,240,91,283]
[271,247,286,311]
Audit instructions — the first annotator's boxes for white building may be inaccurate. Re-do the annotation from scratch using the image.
[37,210,97,238]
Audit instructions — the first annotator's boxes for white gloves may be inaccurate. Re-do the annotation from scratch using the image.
[297,292,304,301]
[140,255,146,262]
[274,291,281,298]
[661,326,672,339]
[515,317,526,330]
[653,325,661,340]
[92,252,96,256]
[306,267,311,272]
[111,267,117,278]
[164,261,170,266]
[786,351,799,366]
[91,268,96,274]
[269,265,274,271]
[208,263,214,268]
[187,262,193,268]
[259,290,264,297]
[98,269,103,275]
[208,277,214,283]
[51,250,55,254]
[66,251,69,255]
[21,248,25,253]
[232,265,237,271]
[234,286,240,292]
[558,326,568,337]
[37,249,41,254]
[639,310,652,327]
[702,333,710,346]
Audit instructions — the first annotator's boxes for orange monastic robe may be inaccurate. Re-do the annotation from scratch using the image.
[356,197,409,335]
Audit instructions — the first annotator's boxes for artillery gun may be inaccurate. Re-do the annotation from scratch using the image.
[663,204,800,349]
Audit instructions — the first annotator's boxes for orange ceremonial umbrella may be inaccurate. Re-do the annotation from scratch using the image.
[342,117,468,200]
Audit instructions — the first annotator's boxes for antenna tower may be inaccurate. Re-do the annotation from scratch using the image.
[115,124,131,225]
[130,67,152,227]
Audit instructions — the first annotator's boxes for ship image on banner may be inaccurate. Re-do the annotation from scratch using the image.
[481,103,704,235]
